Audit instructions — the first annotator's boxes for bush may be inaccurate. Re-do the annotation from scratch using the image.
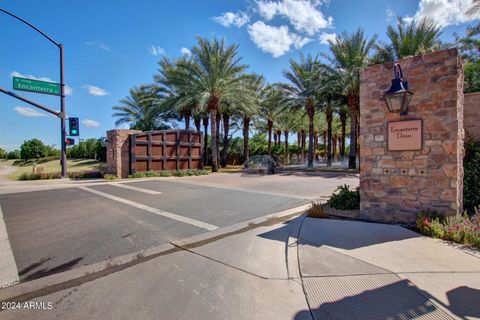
[416,210,480,249]
[464,137,480,214]
[17,170,104,180]
[128,169,208,179]
[308,201,326,218]
[327,184,360,210]
[103,174,117,180]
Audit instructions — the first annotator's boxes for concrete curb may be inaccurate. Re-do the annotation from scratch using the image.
[0,203,310,304]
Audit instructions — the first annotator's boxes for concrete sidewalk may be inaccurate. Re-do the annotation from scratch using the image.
[0,215,478,319]
[298,218,480,320]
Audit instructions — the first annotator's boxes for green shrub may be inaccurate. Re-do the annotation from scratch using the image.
[308,201,326,218]
[464,137,480,214]
[68,171,104,179]
[327,184,360,210]
[103,174,116,180]
[416,210,480,249]
[128,169,208,179]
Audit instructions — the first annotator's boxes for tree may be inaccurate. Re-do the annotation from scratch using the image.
[112,85,170,131]
[337,104,349,159]
[328,28,377,169]
[0,148,6,159]
[177,37,248,172]
[373,17,442,63]
[155,56,198,129]
[277,110,301,165]
[283,54,324,168]
[6,150,20,159]
[20,139,46,160]
[259,84,284,155]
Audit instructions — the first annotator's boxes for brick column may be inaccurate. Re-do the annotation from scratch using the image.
[106,130,141,178]
[359,49,464,224]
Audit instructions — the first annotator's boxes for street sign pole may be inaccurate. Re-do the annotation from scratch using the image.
[60,44,67,178]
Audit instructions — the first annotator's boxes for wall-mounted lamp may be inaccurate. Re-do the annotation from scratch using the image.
[383,63,413,116]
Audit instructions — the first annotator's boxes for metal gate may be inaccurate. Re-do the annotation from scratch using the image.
[129,130,202,174]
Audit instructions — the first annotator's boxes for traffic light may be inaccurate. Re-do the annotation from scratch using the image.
[66,138,75,146]
[68,117,79,136]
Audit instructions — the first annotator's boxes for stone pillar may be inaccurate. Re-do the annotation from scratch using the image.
[359,49,464,224]
[106,129,141,178]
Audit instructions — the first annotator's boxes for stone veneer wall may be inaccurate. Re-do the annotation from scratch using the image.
[359,49,464,224]
[106,129,141,178]
[464,92,480,140]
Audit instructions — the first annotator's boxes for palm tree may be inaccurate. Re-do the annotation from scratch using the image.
[155,56,199,129]
[112,85,169,131]
[283,54,324,168]
[374,17,442,63]
[467,0,480,16]
[277,110,301,165]
[328,28,377,169]
[337,104,349,159]
[177,37,248,172]
[259,84,285,155]
[237,74,264,163]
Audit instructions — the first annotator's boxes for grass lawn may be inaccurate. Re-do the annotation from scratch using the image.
[7,159,106,180]
[0,160,15,170]
[203,165,244,173]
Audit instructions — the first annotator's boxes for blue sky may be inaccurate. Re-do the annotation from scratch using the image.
[0,0,477,150]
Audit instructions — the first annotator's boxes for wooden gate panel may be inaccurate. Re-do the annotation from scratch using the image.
[130,130,203,174]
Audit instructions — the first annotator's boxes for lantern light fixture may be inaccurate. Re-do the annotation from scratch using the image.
[383,63,413,116]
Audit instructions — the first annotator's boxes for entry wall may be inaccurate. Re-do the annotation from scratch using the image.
[464,92,480,140]
[359,49,464,224]
[106,129,141,178]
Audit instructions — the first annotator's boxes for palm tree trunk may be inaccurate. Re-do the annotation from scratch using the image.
[307,103,315,168]
[194,115,201,132]
[216,111,221,167]
[184,110,191,130]
[202,116,209,166]
[267,121,273,155]
[220,113,230,168]
[209,103,219,172]
[284,130,289,165]
[326,109,333,167]
[276,130,282,147]
[340,114,346,159]
[243,117,250,163]
[314,130,318,160]
[297,132,301,147]
[301,130,306,163]
[348,94,358,169]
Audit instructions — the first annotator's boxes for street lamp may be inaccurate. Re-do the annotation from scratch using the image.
[383,63,413,116]
[0,8,68,178]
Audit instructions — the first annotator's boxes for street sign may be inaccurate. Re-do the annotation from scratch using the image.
[13,77,61,96]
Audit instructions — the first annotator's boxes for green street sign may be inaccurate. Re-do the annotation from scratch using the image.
[13,77,61,96]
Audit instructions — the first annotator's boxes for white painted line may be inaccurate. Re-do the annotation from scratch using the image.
[110,183,162,195]
[0,205,19,287]
[79,186,218,231]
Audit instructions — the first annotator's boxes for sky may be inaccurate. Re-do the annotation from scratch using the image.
[0,0,477,151]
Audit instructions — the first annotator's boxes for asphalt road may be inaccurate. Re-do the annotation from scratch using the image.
[0,179,308,282]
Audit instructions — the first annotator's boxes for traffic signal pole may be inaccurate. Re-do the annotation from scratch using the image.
[60,44,67,178]
[0,8,68,178]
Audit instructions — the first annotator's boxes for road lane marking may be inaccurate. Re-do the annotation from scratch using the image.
[79,186,218,231]
[110,183,162,195]
[0,205,19,287]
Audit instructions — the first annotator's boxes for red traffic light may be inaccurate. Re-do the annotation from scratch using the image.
[66,138,75,146]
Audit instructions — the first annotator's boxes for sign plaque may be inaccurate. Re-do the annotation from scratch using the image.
[13,77,61,96]
[387,119,422,151]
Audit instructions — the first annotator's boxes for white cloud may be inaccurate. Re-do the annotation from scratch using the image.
[181,47,192,56]
[319,32,336,45]
[247,21,310,57]
[86,41,111,52]
[14,106,48,117]
[212,11,250,27]
[10,71,73,96]
[256,0,333,35]
[82,85,109,96]
[148,45,165,56]
[406,0,477,27]
[81,118,101,128]
[385,7,395,21]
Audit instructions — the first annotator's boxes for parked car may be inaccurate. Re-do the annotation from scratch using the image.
[243,155,278,174]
